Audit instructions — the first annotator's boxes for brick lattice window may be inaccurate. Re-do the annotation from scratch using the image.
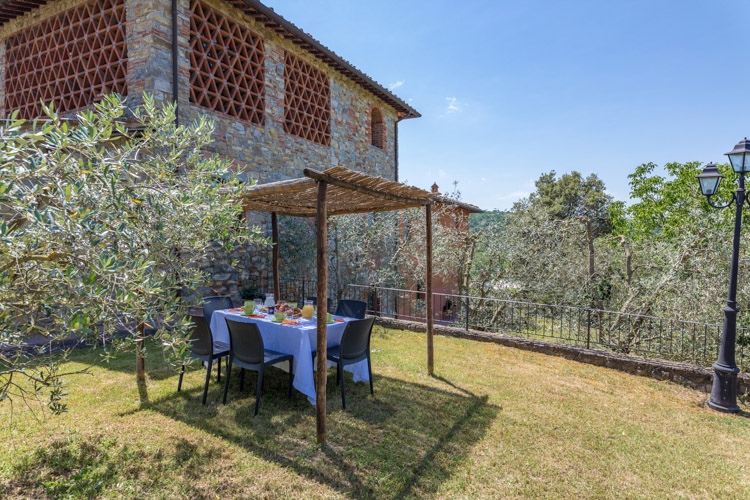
[189,0,264,124]
[370,106,385,149]
[284,52,330,145]
[4,0,128,119]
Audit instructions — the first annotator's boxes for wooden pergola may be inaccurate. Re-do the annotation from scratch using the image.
[242,166,436,445]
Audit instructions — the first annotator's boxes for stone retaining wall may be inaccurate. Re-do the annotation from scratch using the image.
[375,317,750,395]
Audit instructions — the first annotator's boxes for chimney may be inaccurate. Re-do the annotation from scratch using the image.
[431,182,439,194]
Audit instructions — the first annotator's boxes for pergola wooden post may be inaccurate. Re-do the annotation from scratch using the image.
[271,212,280,301]
[315,180,328,444]
[425,202,434,375]
[239,167,454,445]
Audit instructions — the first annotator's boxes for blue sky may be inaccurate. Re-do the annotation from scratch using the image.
[264,0,750,210]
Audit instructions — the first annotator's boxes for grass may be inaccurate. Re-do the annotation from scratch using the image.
[1,326,750,498]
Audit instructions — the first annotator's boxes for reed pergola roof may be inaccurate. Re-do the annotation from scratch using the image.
[241,166,434,217]
[238,166,443,446]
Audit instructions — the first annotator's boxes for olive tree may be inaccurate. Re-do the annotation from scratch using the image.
[0,95,266,414]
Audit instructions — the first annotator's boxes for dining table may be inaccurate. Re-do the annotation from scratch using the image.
[209,309,370,405]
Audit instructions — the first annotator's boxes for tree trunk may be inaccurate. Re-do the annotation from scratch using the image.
[136,320,146,382]
[585,217,604,310]
[619,234,635,301]
[458,234,478,297]
[613,228,708,348]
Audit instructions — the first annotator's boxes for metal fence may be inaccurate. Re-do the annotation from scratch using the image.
[343,284,750,371]
[240,275,338,309]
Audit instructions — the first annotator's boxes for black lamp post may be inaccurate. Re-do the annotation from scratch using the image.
[696,137,750,413]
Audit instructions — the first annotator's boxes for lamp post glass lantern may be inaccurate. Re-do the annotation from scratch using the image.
[726,137,750,174]
[696,138,750,414]
[696,163,723,197]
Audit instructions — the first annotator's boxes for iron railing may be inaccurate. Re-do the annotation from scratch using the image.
[240,275,338,310]
[344,284,750,371]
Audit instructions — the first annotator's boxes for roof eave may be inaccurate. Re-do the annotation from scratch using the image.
[233,0,421,119]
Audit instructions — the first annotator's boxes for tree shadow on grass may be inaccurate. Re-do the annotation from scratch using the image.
[121,366,500,499]
[1,435,229,499]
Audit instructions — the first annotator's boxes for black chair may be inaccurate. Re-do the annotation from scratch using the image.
[222,318,294,416]
[327,317,375,409]
[306,296,333,313]
[177,314,230,405]
[202,295,233,327]
[335,299,367,319]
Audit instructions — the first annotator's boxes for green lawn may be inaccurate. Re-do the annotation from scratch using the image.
[1,327,749,499]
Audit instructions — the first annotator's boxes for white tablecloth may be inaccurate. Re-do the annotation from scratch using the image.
[209,310,369,405]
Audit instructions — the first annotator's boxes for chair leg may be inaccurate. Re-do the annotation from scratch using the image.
[239,368,245,391]
[202,358,213,405]
[254,367,264,416]
[339,360,346,410]
[336,362,340,386]
[217,356,221,383]
[288,359,294,399]
[222,357,233,404]
[367,353,374,396]
[177,364,185,392]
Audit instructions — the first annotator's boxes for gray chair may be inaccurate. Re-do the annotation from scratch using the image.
[335,299,367,319]
[222,318,294,416]
[177,314,230,405]
[202,295,233,327]
[327,317,375,409]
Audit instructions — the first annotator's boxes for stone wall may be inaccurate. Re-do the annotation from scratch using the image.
[176,0,398,184]
[0,0,406,298]
[375,317,750,396]
[0,0,400,179]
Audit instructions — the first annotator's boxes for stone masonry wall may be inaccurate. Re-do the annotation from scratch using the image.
[169,0,401,302]
[176,0,398,184]
[0,0,404,303]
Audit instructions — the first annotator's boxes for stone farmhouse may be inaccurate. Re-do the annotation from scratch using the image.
[0,0,422,298]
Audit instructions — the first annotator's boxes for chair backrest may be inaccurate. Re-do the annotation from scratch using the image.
[335,299,367,319]
[225,318,264,365]
[202,295,233,325]
[187,314,213,356]
[306,296,333,313]
[340,317,375,359]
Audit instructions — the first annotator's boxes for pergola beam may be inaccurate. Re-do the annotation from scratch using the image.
[245,176,317,197]
[303,168,429,205]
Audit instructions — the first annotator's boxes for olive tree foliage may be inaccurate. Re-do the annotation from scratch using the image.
[467,171,616,309]
[469,163,744,331]
[0,95,266,414]
[327,184,470,298]
[274,184,471,299]
[607,161,742,325]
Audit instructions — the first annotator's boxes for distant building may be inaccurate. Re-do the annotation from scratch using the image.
[396,182,482,322]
